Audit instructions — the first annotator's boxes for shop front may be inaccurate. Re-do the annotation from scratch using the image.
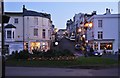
[29,40,50,53]
[88,39,114,53]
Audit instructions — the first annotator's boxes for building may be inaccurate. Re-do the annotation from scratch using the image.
[66,19,75,38]
[87,8,120,53]
[57,29,66,38]
[73,12,96,44]
[5,5,53,54]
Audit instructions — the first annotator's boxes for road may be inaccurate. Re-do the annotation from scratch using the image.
[5,67,119,76]
[54,37,82,56]
[56,37,118,59]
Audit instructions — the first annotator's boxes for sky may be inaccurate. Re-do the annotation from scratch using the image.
[4,1,119,29]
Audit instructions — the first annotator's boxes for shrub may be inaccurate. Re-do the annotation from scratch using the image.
[18,50,30,59]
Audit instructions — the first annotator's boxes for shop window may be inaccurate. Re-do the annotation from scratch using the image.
[94,42,98,50]
[100,43,113,50]
[30,42,40,51]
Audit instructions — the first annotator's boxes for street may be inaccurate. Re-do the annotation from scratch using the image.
[57,37,76,52]
[56,37,118,59]
[5,67,118,76]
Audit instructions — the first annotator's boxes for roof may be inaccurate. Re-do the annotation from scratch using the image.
[58,29,66,32]
[5,10,51,19]
[88,14,120,21]
[5,24,16,28]
[23,9,51,19]
[5,12,23,16]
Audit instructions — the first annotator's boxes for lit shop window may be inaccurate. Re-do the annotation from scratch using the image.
[30,42,40,51]
[94,42,98,50]
[100,43,113,50]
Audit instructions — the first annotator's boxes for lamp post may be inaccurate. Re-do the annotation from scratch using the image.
[1,1,10,77]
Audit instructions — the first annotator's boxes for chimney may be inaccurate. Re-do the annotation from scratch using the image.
[92,11,97,15]
[106,8,111,14]
[23,5,27,12]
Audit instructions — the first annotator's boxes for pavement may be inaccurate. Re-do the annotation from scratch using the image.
[5,67,119,76]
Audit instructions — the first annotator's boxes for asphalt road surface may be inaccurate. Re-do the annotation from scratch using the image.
[54,37,76,52]
[5,67,119,76]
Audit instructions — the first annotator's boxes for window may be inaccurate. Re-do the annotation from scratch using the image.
[13,31,14,39]
[7,30,11,39]
[98,20,102,27]
[100,43,113,50]
[34,17,38,25]
[42,29,46,38]
[14,18,18,24]
[34,28,38,36]
[98,31,103,39]
[94,42,98,50]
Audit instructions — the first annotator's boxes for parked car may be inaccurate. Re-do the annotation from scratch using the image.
[69,36,75,41]
[88,50,103,57]
[75,44,81,50]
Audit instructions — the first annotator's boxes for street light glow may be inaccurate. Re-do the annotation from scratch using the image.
[43,42,45,45]
[89,22,93,28]
[55,42,58,45]
[78,28,81,32]
[84,23,89,27]
[83,35,85,38]
[86,40,88,43]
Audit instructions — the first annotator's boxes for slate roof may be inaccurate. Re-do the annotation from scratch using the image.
[5,9,51,19]
[23,9,51,19]
[5,24,16,28]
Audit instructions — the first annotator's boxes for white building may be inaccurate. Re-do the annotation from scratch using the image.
[57,29,66,38]
[87,8,120,53]
[5,5,53,54]
[66,19,75,38]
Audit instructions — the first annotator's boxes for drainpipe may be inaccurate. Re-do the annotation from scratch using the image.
[23,5,25,50]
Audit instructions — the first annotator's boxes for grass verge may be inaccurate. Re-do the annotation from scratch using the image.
[6,56,118,68]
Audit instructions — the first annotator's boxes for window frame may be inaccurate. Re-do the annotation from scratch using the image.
[34,28,38,36]
[98,31,103,39]
[14,18,18,24]
[7,30,12,39]
[42,29,46,38]
[98,20,102,28]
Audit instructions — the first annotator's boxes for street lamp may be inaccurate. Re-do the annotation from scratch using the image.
[89,22,93,28]
[82,35,85,38]
[78,28,82,33]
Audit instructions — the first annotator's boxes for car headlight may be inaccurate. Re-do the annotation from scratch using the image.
[95,53,98,55]
[100,53,102,55]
